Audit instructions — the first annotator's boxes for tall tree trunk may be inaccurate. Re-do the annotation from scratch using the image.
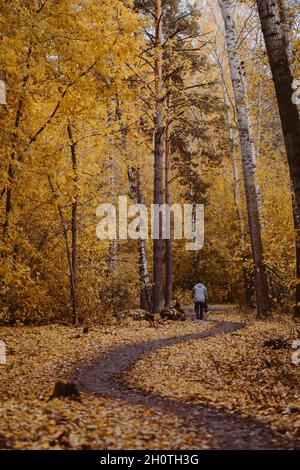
[165,90,173,308]
[107,108,118,270]
[67,123,79,325]
[220,0,271,317]
[277,0,300,316]
[136,168,152,310]
[152,0,164,312]
[48,176,77,324]
[256,0,300,316]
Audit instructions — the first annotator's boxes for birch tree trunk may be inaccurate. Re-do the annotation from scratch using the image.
[127,167,152,311]
[220,0,271,317]
[256,0,300,316]
[165,90,173,308]
[152,0,164,312]
[136,168,152,311]
[118,100,152,311]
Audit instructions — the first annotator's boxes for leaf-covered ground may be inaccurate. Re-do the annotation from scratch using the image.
[1,310,299,449]
[0,318,214,449]
[125,311,300,442]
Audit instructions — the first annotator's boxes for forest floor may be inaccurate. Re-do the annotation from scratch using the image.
[0,308,299,449]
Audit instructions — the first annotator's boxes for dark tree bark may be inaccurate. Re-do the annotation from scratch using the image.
[165,90,173,308]
[256,0,300,315]
[278,0,293,61]
[152,0,164,312]
[291,183,300,316]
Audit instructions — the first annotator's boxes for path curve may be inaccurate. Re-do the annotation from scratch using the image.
[76,319,298,450]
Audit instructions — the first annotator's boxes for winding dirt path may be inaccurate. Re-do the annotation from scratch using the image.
[76,319,298,450]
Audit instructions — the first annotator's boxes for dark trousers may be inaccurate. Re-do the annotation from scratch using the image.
[195,302,205,320]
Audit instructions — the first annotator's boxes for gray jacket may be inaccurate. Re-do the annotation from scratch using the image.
[193,283,207,303]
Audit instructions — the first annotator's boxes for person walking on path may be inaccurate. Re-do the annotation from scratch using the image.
[193,281,208,320]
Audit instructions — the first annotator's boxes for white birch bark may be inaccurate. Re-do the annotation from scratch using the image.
[152,0,165,312]
[219,0,271,316]
[127,167,152,310]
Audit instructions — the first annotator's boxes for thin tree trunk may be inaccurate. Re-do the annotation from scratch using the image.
[127,166,152,311]
[107,108,118,269]
[48,176,77,324]
[220,0,271,317]
[67,123,79,325]
[136,168,152,310]
[165,90,173,308]
[256,0,300,316]
[152,0,164,312]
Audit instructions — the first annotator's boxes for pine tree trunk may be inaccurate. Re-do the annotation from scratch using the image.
[220,0,271,317]
[152,0,164,312]
[256,0,300,316]
[165,90,173,308]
